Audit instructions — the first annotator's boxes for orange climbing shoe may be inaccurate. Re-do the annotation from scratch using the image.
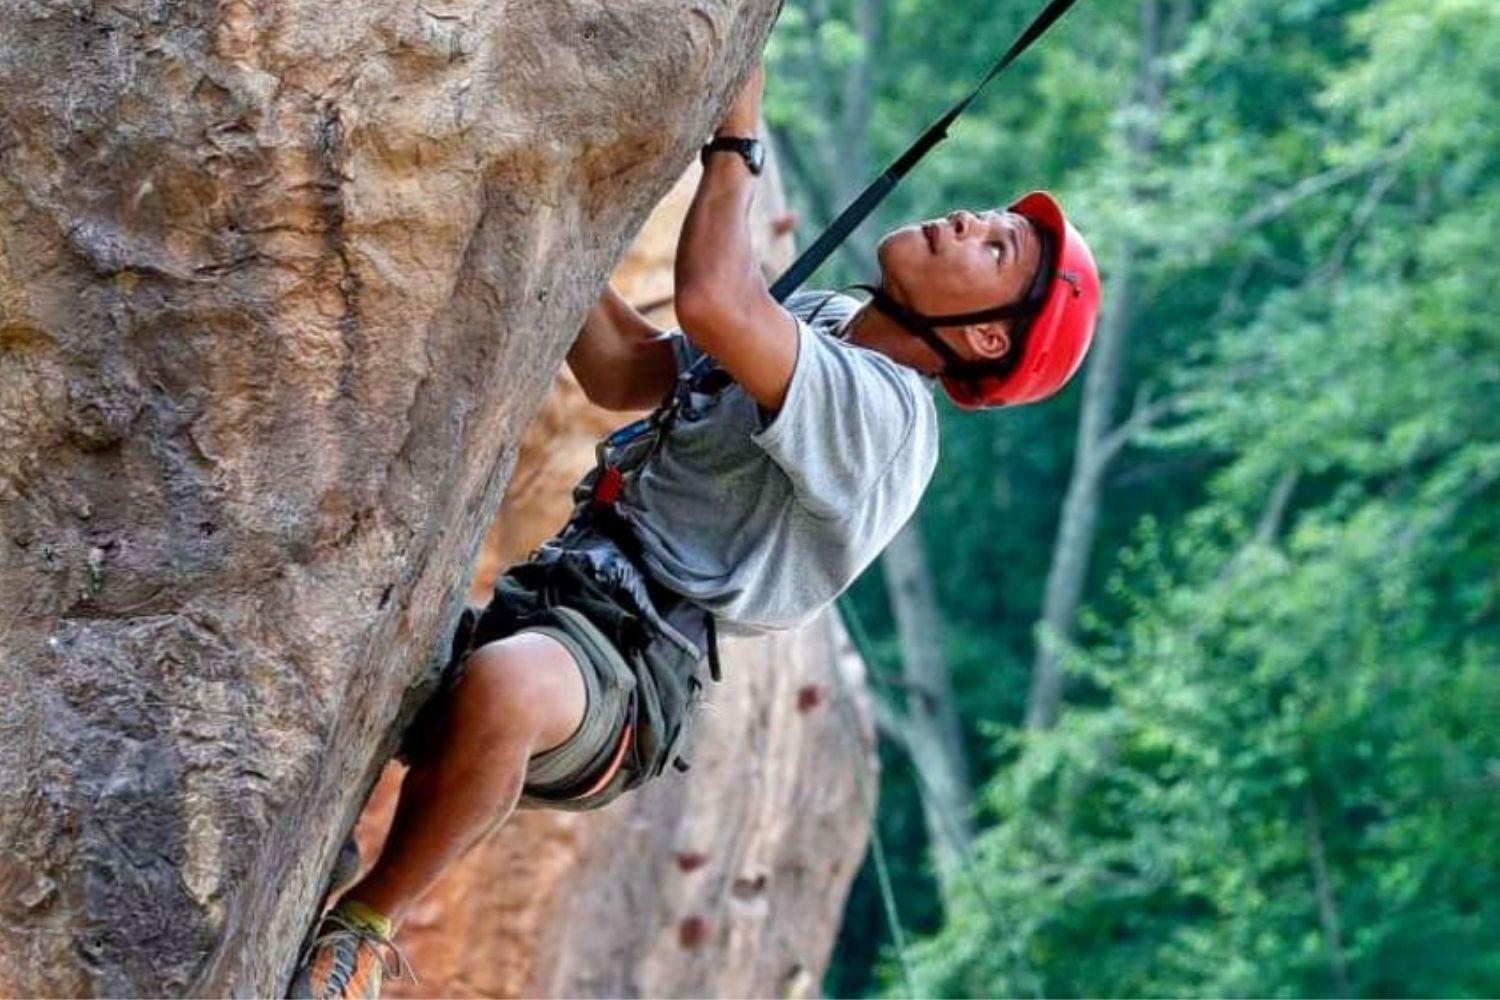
[288,900,412,1000]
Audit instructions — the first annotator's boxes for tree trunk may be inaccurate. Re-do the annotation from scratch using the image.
[881,522,975,894]
[1025,253,1136,730]
[0,4,781,996]
[1026,0,1162,731]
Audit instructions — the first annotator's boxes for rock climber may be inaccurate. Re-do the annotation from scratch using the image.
[290,60,1100,999]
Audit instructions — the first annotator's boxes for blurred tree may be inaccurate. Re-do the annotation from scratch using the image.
[1026,0,1187,731]
[902,0,1500,994]
[767,0,1183,990]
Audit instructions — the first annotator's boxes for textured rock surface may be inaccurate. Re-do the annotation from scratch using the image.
[352,159,877,999]
[0,3,781,995]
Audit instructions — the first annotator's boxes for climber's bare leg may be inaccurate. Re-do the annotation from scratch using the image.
[345,632,587,927]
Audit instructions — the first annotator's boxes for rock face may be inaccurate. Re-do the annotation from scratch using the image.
[0,3,782,996]
[352,160,877,999]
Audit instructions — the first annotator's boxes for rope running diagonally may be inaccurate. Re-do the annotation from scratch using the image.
[765,0,1093,304]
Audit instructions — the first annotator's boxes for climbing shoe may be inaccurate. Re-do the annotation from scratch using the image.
[287,899,413,1000]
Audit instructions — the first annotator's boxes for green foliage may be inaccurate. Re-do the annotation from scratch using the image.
[765,0,1497,994]
[908,487,1500,996]
[892,0,1500,994]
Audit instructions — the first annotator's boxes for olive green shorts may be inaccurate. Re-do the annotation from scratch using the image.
[512,606,638,812]
[399,533,712,813]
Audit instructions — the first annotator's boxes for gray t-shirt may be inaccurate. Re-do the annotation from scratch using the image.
[619,290,940,634]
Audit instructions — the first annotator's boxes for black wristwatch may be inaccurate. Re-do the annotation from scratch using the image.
[701,136,765,176]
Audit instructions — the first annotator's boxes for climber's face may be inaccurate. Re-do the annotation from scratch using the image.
[876,209,1043,327]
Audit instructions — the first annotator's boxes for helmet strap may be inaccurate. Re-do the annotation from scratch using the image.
[852,284,968,370]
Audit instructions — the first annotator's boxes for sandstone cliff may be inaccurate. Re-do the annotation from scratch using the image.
[0,3,785,995]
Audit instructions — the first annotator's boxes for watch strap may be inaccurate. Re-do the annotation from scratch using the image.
[701,136,764,175]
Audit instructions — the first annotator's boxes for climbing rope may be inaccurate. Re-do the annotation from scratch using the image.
[768,0,1090,301]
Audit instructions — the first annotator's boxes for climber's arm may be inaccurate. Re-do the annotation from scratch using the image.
[673,63,799,413]
[567,285,679,411]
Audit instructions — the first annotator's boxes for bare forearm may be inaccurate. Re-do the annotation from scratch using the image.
[596,284,649,336]
[675,62,764,329]
[674,157,762,324]
[667,63,797,410]
[567,290,625,396]
[567,285,675,410]
[572,285,638,355]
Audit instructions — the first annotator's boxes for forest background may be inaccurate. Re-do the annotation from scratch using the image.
[760,0,1500,995]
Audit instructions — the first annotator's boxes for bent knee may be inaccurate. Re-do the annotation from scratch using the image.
[455,632,587,751]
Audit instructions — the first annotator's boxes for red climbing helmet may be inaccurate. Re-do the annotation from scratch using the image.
[943,190,1102,410]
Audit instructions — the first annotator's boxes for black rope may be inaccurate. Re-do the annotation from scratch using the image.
[767,0,1090,303]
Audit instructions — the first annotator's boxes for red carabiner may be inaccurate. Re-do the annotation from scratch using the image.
[593,465,625,506]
